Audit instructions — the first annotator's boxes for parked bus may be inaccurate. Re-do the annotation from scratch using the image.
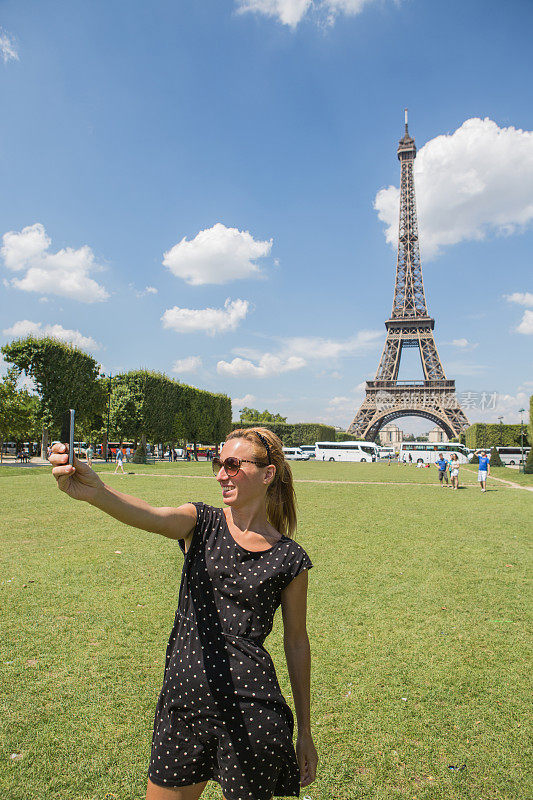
[377,446,396,460]
[493,446,531,465]
[96,441,136,458]
[399,441,470,464]
[315,441,379,462]
[299,445,316,459]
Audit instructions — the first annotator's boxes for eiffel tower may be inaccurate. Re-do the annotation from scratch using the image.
[348,112,469,441]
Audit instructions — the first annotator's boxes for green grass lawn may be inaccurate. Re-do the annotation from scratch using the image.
[1,462,531,800]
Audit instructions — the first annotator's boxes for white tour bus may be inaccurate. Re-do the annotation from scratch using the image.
[494,446,530,465]
[399,441,470,464]
[315,441,379,462]
[282,447,310,461]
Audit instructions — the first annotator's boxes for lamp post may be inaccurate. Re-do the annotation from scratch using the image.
[105,374,113,462]
[518,408,525,472]
[498,415,504,446]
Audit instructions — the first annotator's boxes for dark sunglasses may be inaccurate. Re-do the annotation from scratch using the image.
[212,456,267,477]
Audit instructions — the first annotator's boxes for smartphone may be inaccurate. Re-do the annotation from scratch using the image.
[68,409,75,466]
[60,409,76,466]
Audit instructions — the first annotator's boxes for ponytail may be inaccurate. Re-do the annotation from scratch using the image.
[225,427,297,537]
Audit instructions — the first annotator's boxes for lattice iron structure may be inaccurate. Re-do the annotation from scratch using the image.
[348,112,469,441]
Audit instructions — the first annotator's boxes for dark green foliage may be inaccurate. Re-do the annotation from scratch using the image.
[524,445,533,474]
[132,442,147,464]
[2,339,231,449]
[335,431,359,442]
[109,370,232,446]
[239,407,287,423]
[465,422,529,448]
[489,446,504,467]
[524,394,533,455]
[232,421,336,446]
[0,368,35,453]
[1,337,106,435]
[470,454,479,464]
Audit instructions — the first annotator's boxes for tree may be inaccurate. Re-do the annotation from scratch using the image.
[524,445,533,474]
[2,337,106,456]
[489,446,503,467]
[0,368,34,463]
[239,407,287,424]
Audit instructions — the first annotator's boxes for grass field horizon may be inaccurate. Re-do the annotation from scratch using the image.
[1,462,531,799]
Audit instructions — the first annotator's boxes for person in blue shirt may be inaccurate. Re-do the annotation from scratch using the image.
[435,453,449,487]
[476,450,491,492]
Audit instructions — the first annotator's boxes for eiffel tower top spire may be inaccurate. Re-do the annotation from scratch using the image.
[390,111,428,321]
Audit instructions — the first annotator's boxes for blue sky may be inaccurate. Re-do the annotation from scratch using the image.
[1,0,532,432]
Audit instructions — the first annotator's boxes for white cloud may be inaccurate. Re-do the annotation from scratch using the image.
[1,223,109,302]
[161,298,249,336]
[235,0,376,27]
[217,353,306,378]
[468,390,531,424]
[2,320,101,352]
[236,0,312,26]
[504,292,533,307]
[516,310,533,335]
[219,331,381,379]
[504,292,533,334]
[171,356,202,373]
[130,284,158,297]
[283,330,382,360]
[374,118,533,260]
[443,361,488,377]
[0,29,19,63]
[163,223,272,286]
[447,338,479,350]
[231,394,257,412]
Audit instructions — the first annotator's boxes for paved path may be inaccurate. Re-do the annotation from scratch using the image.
[461,466,533,492]
[105,470,532,492]
[105,472,506,490]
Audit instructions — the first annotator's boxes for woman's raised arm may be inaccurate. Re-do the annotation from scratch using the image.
[49,443,196,540]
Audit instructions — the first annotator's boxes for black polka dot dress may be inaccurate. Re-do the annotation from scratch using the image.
[148,502,313,799]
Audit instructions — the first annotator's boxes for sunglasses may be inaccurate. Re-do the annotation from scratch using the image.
[212,456,267,477]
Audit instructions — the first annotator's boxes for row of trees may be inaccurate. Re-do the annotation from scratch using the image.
[464,422,530,449]
[108,371,231,459]
[1,337,231,460]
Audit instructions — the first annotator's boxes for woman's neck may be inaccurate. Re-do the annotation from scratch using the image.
[225,501,271,536]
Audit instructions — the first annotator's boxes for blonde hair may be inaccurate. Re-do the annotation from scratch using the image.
[225,427,297,537]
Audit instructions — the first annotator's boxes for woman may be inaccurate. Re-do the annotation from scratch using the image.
[49,427,318,800]
[449,452,460,490]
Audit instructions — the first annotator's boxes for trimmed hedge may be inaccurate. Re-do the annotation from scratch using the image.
[465,423,529,449]
[231,421,336,447]
[110,370,231,445]
[335,431,360,442]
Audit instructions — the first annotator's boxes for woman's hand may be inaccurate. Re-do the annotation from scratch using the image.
[49,442,104,503]
[296,731,318,788]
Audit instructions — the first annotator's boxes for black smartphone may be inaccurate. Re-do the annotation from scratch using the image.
[60,409,76,466]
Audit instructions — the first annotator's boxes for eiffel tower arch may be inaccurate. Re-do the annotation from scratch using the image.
[348,112,469,440]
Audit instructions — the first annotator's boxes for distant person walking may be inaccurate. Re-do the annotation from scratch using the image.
[408,453,412,464]
[125,446,131,463]
[114,446,126,475]
[86,445,94,468]
[436,453,449,487]
[476,450,490,492]
[449,453,460,490]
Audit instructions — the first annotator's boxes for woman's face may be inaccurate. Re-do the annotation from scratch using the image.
[216,438,275,507]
